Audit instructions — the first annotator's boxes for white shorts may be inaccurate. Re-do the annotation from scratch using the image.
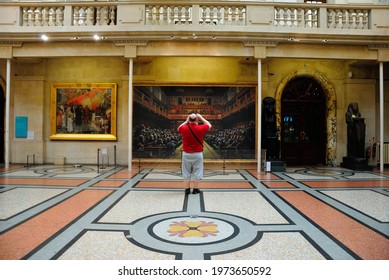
[182,152,203,179]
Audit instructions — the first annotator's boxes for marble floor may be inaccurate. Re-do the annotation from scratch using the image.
[0,164,388,260]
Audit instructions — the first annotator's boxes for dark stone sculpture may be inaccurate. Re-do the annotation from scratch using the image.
[345,102,365,158]
[341,102,372,170]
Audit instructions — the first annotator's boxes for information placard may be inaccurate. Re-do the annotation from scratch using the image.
[15,116,28,138]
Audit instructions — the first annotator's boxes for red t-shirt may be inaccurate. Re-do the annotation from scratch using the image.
[178,123,210,153]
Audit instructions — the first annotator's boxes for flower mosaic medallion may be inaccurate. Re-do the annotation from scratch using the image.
[126,212,261,259]
[152,216,235,244]
[168,220,219,238]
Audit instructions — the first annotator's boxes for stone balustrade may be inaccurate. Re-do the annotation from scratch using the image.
[16,2,376,29]
[326,8,369,29]
[21,5,117,27]
[145,4,246,26]
[0,1,387,41]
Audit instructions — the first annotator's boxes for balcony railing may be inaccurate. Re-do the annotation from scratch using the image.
[274,6,319,28]
[145,4,246,26]
[22,5,117,27]
[326,8,369,29]
[16,2,375,30]
[0,1,387,42]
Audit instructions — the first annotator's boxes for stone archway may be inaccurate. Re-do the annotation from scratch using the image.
[275,70,337,166]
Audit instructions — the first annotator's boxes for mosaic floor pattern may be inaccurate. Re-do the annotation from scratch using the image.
[0,165,388,260]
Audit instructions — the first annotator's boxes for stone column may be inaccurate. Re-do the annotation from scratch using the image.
[5,59,11,167]
[128,58,133,171]
[257,58,262,173]
[254,45,266,172]
[124,44,137,171]
[379,62,384,172]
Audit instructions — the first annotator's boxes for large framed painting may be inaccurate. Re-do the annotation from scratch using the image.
[50,83,117,141]
[132,85,256,159]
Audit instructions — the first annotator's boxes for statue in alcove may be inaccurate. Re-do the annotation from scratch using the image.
[345,102,365,158]
[262,97,280,160]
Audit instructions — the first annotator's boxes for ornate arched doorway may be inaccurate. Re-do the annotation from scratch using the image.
[275,71,337,166]
[281,77,326,165]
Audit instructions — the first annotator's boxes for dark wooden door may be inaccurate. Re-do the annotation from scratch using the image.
[281,101,326,165]
[281,77,326,165]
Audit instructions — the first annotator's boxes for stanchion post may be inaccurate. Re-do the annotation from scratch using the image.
[114,145,117,166]
[100,147,107,169]
[138,157,141,174]
[223,149,226,175]
[97,149,100,173]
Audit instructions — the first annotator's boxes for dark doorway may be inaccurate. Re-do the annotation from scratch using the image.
[0,86,4,164]
[281,77,326,165]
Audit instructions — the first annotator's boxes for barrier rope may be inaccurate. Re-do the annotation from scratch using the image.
[24,145,117,173]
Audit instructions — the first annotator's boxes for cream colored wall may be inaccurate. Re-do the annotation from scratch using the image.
[12,75,45,164]
[134,57,253,85]
[6,52,387,166]
[153,57,239,84]
[10,57,129,164]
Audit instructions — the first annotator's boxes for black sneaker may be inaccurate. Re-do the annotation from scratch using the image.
[192,188,200,194]
[185,188,190,194]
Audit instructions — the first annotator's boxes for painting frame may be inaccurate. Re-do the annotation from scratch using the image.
[50,83,117,141]
[132,85,256,159]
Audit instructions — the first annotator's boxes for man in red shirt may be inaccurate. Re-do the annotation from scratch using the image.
[178,113,212,194]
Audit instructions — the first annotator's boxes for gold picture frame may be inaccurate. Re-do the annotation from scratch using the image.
[50,83,117,141]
